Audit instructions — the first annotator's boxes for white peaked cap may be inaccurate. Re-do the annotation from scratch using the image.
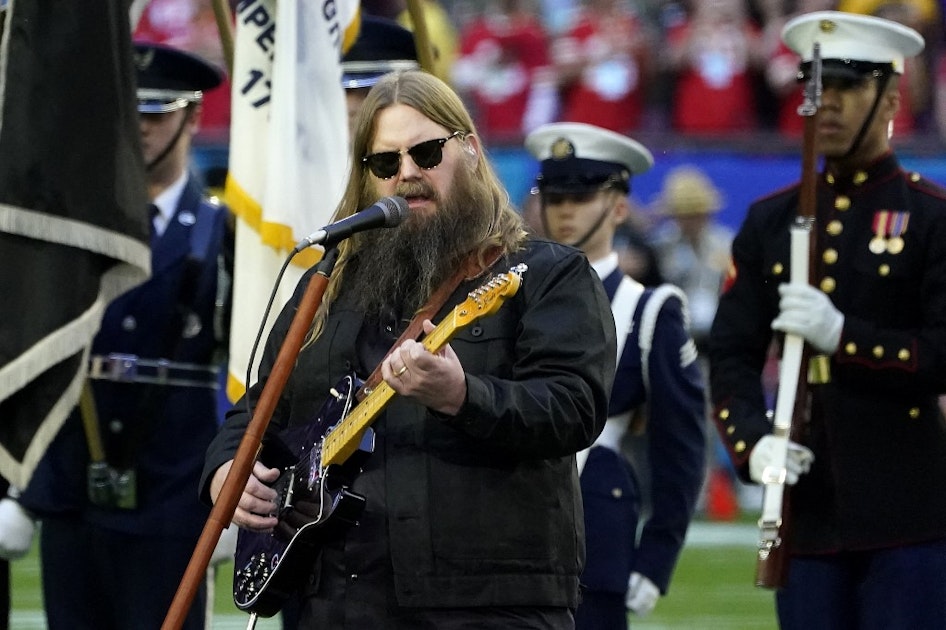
[525,122,654,175]
[782,11,924,74]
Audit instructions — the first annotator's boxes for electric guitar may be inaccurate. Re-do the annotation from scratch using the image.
[232,264,527,617]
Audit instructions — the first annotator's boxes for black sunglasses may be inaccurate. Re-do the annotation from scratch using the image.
[362,131,462,179]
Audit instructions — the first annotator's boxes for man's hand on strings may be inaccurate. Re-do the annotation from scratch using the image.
[383,319,467,415]
[210,459,280,532]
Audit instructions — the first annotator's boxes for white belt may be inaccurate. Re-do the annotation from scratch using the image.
[576,413,630,474]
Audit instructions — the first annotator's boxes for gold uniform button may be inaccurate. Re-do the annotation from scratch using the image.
[898,349,911,361]
[726,426,735,435]
[827,220,843,236]
[611,487,623,499]
[909,407,920,419]
[772,262,784,276]
[845,342,858,355]
[823,248,838,264]
[826,173,836,184]
[834,196,851,211]
[719,409,730,420]
[872,345,884,358]
[820,277,836,293]
[910,172,921,182]
[879,264,890,276]
[853,171,868,185]
[734,440,746,453]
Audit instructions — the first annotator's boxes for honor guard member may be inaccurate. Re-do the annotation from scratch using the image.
[526,122,706,629]
[708,11,946,629]
[13,42,235,629]
[341,15,419,139]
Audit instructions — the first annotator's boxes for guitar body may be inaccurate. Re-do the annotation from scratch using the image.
[230,264,527,617]
[232,373,374,617]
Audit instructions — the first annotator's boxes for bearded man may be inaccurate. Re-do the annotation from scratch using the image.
[201,70,616,629]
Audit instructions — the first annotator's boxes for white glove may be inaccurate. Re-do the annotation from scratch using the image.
[625,571,660,617]
[0,497,36,560]
[210,523,239,566]
[771,283,844,354]
[749,435,814,485]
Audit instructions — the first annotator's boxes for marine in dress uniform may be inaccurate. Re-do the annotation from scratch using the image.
[15,43,233,629]
[525,123,706,629]
[708,12,946,629]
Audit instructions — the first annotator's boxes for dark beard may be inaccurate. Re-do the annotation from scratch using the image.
[345,162,493,321]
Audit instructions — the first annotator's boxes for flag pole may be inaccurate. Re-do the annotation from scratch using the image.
[211,0,235,77]
[404,0,436,74]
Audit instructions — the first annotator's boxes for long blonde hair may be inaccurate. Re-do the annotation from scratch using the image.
[307,70,526,344]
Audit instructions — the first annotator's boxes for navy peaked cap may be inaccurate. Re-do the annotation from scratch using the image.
[134,41,224,114]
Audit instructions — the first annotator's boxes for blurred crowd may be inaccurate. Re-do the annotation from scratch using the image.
[135,0,946,147]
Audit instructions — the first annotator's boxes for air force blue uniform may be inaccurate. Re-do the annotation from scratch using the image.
[524,122,706,628]
[18,39,232,630]
[19,175,232,629]
[578,257,706,628]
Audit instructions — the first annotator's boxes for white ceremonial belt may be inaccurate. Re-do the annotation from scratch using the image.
[594,414,630,453]
[88,353,220,389]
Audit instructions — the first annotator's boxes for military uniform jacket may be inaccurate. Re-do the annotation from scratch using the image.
[709,153,946,554]
[581,257,706,595]
[201,237,616,609]
[22,175,233,541]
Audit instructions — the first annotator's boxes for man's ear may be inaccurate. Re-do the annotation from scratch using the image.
[611,193,630,224]
[464,133,481,162]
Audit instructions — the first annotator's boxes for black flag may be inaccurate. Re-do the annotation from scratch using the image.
[0,0,151,489]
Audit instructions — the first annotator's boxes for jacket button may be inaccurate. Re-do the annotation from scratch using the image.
[121,316,136,331]
[734,440,746,453]
[872,346,884,358]
[611,488,623,499]
[908,408,920,419]
[820,277,836,293]
[823,249,838,265]
[772,262,784,276]
[470,325,483,337]
[845,342,857,355]
[898,349,911,361]
[834,196,851,211]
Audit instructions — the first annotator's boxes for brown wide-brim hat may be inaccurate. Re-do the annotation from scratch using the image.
[654,166,723,217]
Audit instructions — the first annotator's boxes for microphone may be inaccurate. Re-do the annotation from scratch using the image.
[293,196,410,252]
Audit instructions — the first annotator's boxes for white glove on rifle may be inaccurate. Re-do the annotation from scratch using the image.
[771,283,844,354]
[211,522,239,566]
[0,493,36,560]
[749,435,814,485]
[626,571,660,617]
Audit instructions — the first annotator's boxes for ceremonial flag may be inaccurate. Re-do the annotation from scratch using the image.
[0,0,151,489]
[225,0,360,401]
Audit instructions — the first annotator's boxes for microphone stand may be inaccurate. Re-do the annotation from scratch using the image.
[161,247,340,630]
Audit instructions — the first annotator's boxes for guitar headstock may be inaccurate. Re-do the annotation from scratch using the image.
[452,263,527,328]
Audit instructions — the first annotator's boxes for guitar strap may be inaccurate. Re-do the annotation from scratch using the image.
[356,245,504,401]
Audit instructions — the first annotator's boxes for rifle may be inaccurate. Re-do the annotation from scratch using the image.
[754,42,822,589]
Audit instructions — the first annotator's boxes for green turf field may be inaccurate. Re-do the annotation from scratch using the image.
[9,520,777,629]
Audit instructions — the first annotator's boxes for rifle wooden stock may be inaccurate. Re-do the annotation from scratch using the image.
[754,42,821,590]
[755,345,811,588]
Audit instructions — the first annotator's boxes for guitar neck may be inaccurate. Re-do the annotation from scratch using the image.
[319,265,524,468]
[320,316,461,467]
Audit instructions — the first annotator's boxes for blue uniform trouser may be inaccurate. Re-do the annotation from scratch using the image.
[39,516,207,630]
[776,538,946,630]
